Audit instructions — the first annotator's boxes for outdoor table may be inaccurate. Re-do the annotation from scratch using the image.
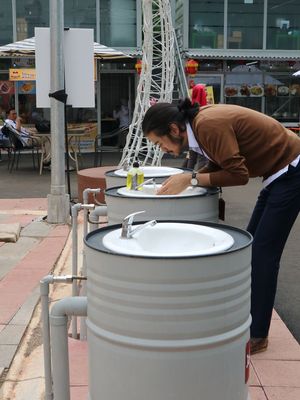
[35,128,87,174]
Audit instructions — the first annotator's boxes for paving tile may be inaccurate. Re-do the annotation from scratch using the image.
[0,236,68,324]
[48,224,70,237]
[0,237,39,258]
[20,221,53,238]
[9,287,40,325]
[0,344,18,368]
[0,325,5,333]
[70,385,88,400]
[252,360,300,387]
[251,336,300,361]
[268,319,298,340]
[0,198,47,211]
[272,310,281,320]
[0,223,21,242]
[248,387,268,400]
[264,387,300,400]
[69,338,88,386]
[5,214,37,228]
[0,324,26,345]
[249,363,261,386]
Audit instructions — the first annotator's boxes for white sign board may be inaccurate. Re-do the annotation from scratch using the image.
[35,27,95,108]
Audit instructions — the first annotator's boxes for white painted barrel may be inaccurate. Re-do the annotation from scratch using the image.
[85,221,252,400]
[105,166,185,188]
[105,186,219,223]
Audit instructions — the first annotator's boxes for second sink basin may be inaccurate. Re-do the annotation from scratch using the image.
[117,184,207,198]
[114,166,184,177]
[102,222,234,257]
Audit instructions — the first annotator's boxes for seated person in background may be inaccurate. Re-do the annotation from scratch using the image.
[5,108,50,162]
[5,108,37,147]
[113,98,130,128]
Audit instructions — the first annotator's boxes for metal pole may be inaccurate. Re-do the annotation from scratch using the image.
[11,0,19,115]
[47,0,70,223]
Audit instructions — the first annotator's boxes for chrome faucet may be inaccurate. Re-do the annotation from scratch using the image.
[121,211,157,239]
[134,178,156,190]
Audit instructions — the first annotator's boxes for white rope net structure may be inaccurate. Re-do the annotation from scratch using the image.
[119,0,175,167]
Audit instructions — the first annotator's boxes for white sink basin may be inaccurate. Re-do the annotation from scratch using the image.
[117,184,207,198]
[102,222,234,257]
[114,166,183,178]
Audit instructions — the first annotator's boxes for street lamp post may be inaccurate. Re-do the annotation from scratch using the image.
[47,0,70,223]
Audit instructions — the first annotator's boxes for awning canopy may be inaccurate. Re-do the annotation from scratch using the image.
[0,36,130,59]
[185,49,300,61]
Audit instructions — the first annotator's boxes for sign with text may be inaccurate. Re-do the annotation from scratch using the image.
[9,68,36,81]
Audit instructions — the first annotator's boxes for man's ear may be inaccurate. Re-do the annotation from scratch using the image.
[169,123,181,139]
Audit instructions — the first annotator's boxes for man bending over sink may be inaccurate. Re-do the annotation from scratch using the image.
[142,99,300,355]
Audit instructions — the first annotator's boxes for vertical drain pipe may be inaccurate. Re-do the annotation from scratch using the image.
[40,275,55,400]
[40,275,87,399]
[70,203,94,339]
[81,188,104,340]
[50,297,87,400]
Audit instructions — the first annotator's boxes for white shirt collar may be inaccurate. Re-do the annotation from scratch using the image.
[186,122,212,161]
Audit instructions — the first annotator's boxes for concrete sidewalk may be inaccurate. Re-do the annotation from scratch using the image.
[0,198,299,400]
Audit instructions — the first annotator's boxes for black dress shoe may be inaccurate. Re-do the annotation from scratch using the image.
[250,337,268,355]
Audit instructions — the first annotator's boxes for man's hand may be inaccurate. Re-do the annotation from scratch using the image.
[156,173,191,195]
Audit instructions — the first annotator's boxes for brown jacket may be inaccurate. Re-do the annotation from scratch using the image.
[192,104,300,187]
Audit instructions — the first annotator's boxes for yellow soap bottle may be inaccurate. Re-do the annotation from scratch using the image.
[126,160,144,190]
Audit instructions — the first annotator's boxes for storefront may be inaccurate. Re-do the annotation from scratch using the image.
[185,57,300,125]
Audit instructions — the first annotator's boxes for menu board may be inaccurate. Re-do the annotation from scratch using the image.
[225,83,300,97]
[225,84,264,97]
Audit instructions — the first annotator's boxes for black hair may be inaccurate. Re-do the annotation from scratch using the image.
[142,98,199,137]
[7,108,16,115]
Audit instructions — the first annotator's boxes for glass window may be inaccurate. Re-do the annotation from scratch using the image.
[189,0,224,49]
[224,62,263,111]
[0,1,13,45]
[16,0,49,40]
[0,73,15,119]
[228,0,264,49]
[100,0,136,47]
[265,74,300,122]
[267,0,300,50]
[64,0,96,39]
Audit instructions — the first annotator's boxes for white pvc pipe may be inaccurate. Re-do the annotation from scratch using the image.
[40,275,55,400]
[89,205,108,231]
[50,297,87,400]
[71,203,95,339]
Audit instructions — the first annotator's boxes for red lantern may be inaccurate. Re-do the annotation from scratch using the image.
[185,59,199,76]
[135,59,142,75]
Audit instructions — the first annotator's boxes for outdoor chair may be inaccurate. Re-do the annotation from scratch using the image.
[3,123,41,173]
[94,125,129,167]
[0,136,13,165]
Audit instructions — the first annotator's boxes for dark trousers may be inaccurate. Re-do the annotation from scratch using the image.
[247,160,300,338]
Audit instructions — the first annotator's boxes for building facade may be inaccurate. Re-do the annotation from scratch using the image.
[0,0,299,129]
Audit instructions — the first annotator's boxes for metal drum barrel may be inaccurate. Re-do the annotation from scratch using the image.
[105,186,220,223]
[85,221,252,400]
